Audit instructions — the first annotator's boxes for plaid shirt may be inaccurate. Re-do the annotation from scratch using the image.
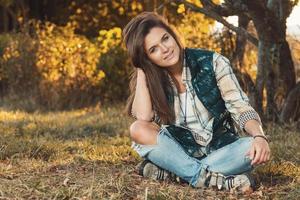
[160,52,262,147]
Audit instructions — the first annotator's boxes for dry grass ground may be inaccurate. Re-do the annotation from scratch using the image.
[0,104,299,199]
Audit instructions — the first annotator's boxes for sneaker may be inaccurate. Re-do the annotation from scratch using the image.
[196,169,254,192]
[138,160,181,183]
[224,174,255,192]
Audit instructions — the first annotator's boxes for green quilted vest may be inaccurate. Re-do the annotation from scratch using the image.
[185,48,233,133]
[166,48,238,154]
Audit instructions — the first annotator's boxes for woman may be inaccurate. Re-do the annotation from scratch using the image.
[122,12,270,192]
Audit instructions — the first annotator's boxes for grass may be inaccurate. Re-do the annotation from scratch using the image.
[0,103,299,199]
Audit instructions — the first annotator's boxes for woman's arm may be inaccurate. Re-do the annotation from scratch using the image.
[213,53,270,165]
[213,53,262,131]
[244,119,264,136]
[131,68,154,121]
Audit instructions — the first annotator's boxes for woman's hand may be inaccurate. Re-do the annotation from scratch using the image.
[246,137,271,165]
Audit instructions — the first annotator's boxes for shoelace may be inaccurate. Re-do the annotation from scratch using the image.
[155,167,183,183]
[225,175,235,189]
[156,168,165,180]
[209,172,225,190]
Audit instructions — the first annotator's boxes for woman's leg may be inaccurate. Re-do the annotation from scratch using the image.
[130,121,206,186]
[130,120,253,187]
[201,137,254,176]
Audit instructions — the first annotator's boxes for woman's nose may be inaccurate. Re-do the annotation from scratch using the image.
[160,43,169,52]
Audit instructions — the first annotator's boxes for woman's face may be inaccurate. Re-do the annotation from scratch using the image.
[144,27,180,68]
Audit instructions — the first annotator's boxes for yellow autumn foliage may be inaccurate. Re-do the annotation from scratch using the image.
[0,21,107,110]
[177,4,186,14]
[176,10,220,52]
[97,27,122,54]
[35,22,104,85]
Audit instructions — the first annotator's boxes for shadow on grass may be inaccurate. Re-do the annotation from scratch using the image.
[0,103,132,141]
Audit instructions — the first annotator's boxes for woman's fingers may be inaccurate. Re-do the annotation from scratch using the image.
[249,145,255,160]
[251,148,262,165]
[250,137,271,165]
[261,143,271,163]
[253,147,270,165]
[258,150,267,164]
[264,149,271,162]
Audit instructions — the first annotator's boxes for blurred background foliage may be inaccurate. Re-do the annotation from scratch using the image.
[0,0,299,113]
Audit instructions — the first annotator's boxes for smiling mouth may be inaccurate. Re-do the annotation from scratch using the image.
[164,50,174,60]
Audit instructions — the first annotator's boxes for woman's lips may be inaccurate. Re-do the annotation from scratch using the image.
[164,50,174,60]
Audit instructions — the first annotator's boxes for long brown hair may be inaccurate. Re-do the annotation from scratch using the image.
[122,12,184,124]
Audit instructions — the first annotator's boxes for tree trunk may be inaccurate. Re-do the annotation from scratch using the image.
[265,42,279,121]
[232,15,250,70]
[256,38,296,121]
[255,41,267,118]
[280,82,300,122]
[144,0,154,11]
[279,40,296,97]
[2,7,9,32]
[28,0,41,20]
[235,70,261,116]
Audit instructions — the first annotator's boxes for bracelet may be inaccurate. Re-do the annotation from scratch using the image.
[253,135,269,142]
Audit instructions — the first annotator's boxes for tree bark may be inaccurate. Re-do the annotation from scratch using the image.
[232,14,250,70]
[279,40,296,97]
[256,41,267,118]
[2,7,9,32]
[280,82,300,122]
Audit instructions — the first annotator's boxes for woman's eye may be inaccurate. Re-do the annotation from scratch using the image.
[150,47,156,53]
[163,35,169,41]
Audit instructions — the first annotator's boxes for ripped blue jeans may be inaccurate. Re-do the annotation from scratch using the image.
[131,126,254,187]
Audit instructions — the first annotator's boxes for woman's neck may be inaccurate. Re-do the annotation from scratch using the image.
[167,54,183,77]
[167,57,186,93]
[168,63,182,77]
